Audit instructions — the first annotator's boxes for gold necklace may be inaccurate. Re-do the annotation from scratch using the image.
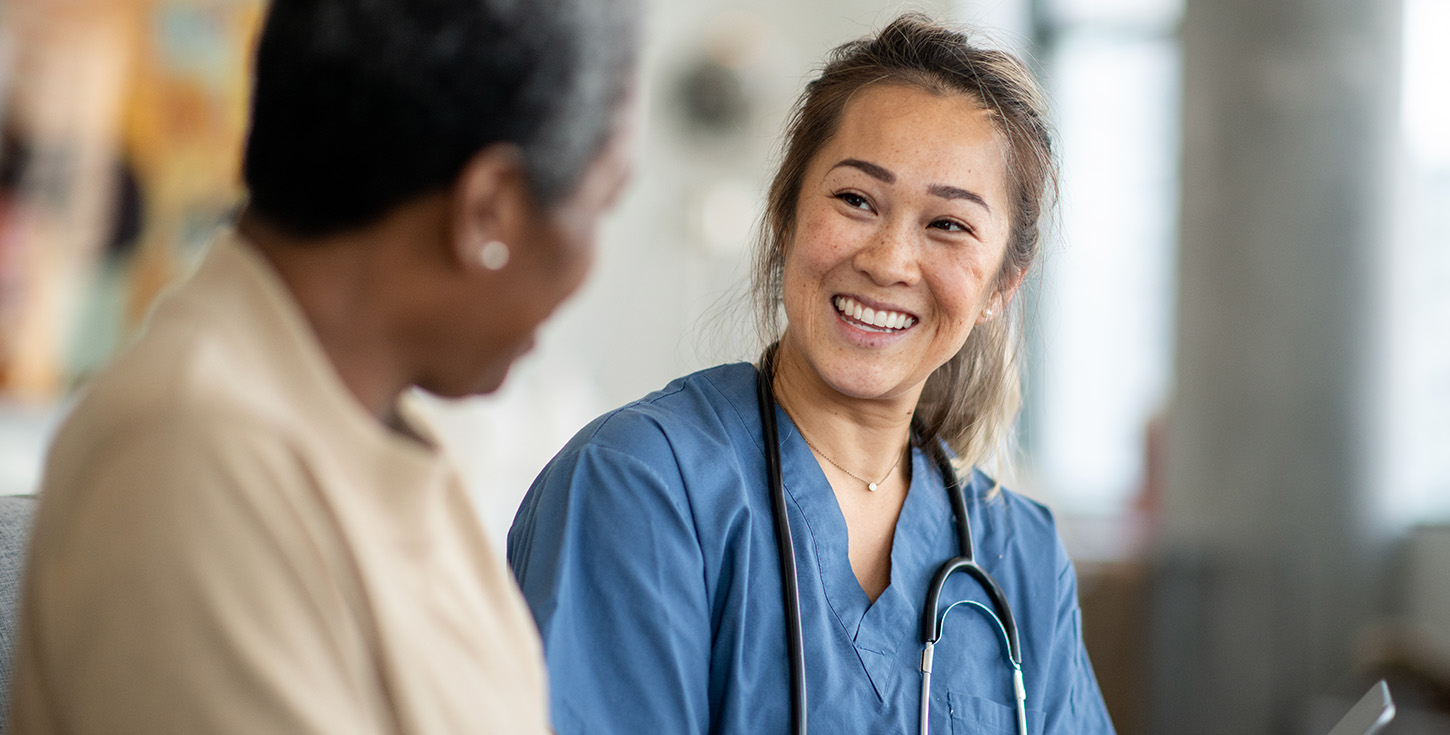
[792,421,904,492]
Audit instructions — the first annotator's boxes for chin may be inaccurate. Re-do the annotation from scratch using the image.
[817,361,919,402]
[838,381,917,403]
[470,366,512,397]
[418,363,512,400]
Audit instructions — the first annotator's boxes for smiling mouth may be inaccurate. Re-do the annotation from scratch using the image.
[834,295,917,333]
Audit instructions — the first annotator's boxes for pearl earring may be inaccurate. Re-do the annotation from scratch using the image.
[983,307,994,318]
[475,239,510,271]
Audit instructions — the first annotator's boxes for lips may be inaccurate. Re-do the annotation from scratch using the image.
[833,295,917,332]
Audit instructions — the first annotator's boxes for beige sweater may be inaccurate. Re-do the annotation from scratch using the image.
[8,232,550,734]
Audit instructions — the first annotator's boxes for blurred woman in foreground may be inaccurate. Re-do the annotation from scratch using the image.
[10,1,638,732]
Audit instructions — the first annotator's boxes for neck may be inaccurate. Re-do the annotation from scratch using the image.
[769,336,919,485]
[238,208,430,423]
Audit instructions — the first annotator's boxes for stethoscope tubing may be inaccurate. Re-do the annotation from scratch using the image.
[756,349,808,735]
[920,460,1023,665]
[755,349,1025,735]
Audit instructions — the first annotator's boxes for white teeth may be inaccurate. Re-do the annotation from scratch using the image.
[833,295,914,332]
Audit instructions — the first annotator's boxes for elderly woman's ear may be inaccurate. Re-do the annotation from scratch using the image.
[450,143,531,273]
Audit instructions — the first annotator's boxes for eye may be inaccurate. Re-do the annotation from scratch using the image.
[929,218,975,236]
[834,192,872,211]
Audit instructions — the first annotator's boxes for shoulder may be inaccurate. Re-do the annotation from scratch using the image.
[45,361,289,517]
[511,363,763,558]
[58,236,335,466]
[968,468,1058,532]
[37,394,310,554]
[963,467,1072,575]
[55,341,270,456]
[552,362,761,471]
[29,377,346,644]
[58,297,293,464]
[38,290,323,543]
[26,398,333,650]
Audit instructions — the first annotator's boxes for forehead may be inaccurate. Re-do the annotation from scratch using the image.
[815,84,1009,193]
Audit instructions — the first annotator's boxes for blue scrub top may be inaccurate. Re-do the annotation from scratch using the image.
[508,363,1116,735]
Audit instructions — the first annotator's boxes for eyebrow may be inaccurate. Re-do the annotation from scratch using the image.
[927,184,991,213]
[832,158,895,183]
[830,158,992,214]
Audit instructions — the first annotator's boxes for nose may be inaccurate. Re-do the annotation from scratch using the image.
[852,220,919,287]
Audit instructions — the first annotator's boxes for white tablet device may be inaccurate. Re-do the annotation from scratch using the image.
[1326,680,1395,735]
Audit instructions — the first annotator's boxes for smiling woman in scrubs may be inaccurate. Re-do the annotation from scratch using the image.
[508,14,1116,735]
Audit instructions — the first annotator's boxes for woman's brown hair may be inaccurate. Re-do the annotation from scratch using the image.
[753,13,1058,468]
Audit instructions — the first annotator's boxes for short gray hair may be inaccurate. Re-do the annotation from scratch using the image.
[243,0,643,236]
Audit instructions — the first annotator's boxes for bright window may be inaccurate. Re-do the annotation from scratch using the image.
[1023,0,1182,515]
[1388,0,1450,524]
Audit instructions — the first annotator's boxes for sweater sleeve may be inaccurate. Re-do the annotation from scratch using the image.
[509,439,713,735]
[9,415,387,735]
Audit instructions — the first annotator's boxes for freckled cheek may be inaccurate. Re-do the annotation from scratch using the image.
[925,273,988,334]
[780,257,818,329]
[785,239,850,302]
[792,204,862,264]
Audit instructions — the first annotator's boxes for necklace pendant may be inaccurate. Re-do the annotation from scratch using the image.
[867,482,879,492]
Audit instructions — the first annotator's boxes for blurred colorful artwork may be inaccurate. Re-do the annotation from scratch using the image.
[0,0,262,400]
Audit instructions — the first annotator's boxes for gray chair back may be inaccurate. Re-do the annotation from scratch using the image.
[0,495,37,733]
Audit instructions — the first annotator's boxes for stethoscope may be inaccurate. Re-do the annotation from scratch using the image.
[754,346,1027,735]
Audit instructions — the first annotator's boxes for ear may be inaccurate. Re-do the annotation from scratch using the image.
[449,143,531,271]
[977,266,1027,324]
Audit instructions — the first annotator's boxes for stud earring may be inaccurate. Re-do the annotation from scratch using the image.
[475,239,510,271]
[982,307,994,319]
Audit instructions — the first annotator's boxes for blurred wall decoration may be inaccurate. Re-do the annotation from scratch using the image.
[0,1,133,399]
[0,0,261,401]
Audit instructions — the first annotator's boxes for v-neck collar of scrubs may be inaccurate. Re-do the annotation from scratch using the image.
[771,405,956,695]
